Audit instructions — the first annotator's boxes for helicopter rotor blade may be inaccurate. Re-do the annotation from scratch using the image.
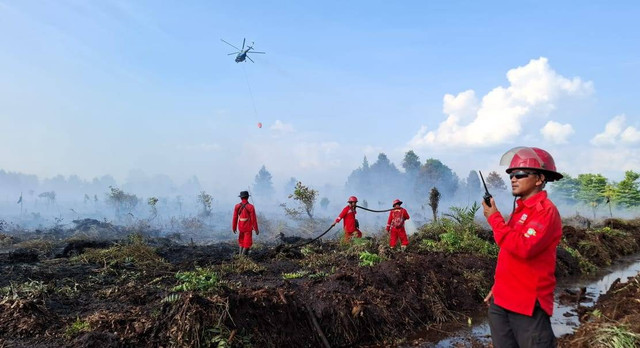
[227,52,239,55]
[247,55,255,63]
[249,51,266,54]
[220,39,241,51]
[242,38,246,50]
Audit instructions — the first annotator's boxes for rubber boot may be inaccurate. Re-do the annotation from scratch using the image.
[238,247,244,256]
[401,245,407,252]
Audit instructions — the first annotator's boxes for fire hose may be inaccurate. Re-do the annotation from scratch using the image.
[276,205,397,251]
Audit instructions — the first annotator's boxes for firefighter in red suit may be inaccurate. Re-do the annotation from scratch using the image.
[332,196,362,242]
[482,146,563,348]
[386,199,410,250]
[232,191,259,255]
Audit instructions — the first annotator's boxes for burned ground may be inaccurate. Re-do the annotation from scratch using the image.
[0,217,639,347]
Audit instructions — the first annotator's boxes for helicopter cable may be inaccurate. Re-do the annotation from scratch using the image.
[241,64,259,119]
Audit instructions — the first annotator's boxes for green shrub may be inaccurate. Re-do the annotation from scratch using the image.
[173,267,220,293]
[282,270,309,279]
[359,251,382,267]
[65,318,90,338]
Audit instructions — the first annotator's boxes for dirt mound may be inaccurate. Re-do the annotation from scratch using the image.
[556,246,581,277]
[601,218,640,231]
[72,332,120,348]
[0,233,19,247]
[559,272,640,347]
[0,299,59,338]
[57,240,114,258]
[562,225,586,246]
[156,243,237,267]
[1,248,40,264]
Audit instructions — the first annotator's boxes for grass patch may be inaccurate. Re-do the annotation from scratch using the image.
[218,256,266,275]
[173,267,221,293]
[14,238,55,254]
[590,324,639,348]
[1,280,50,300]
[72,234,170,272]
[282,270,310,279]
[64,317,91,338]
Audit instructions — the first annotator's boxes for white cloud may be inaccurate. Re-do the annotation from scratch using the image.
[591,114,640,146]
[566,146,640,181]
[409,57,593,148]
[270,120,295,134]
[540,121,574,144]
[621,125,640,144]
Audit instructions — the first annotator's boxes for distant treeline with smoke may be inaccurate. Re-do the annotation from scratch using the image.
[1,150,638,229]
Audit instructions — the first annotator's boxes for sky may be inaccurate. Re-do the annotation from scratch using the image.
[1,0,639,199]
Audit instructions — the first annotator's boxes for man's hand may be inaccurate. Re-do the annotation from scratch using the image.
[232,230,237,234]
[482,197,498,219]
[483,290,493,307]
[255,230,259,235]
[385,226,390,232]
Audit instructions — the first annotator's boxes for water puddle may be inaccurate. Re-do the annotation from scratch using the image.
[407,253,640,347]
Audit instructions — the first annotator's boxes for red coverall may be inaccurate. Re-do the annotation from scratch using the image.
[386,207,410,247]
[487,190,562,316]
[335,205,361,241]
[232,199,259,248]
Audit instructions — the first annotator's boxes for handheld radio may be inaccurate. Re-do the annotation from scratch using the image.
[479,171,493,207]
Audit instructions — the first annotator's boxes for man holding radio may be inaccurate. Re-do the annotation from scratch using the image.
[482,146,563,348]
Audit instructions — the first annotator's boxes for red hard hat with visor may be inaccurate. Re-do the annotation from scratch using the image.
[500,146,563,182]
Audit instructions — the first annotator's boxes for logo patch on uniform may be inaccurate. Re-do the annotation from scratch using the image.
[517,214,528,224]
[524,228,537,238]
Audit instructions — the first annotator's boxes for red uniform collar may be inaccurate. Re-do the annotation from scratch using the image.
[517,190,547,208]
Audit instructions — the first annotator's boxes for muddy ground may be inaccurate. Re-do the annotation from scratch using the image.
[558,262,640,347]
[0,217,639,347]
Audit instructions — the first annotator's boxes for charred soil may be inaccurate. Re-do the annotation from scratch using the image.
[0,217,639,347]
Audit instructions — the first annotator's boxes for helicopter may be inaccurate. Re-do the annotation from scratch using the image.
[220,38,265,63]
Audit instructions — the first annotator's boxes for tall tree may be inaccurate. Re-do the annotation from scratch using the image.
[486,171,507,191]
[615,170,640,208]
[576,173,607,219]
[415,159,459,199]
[402,150,422,198]
[345,156,372,195]
[466,170,482,200]
[549,173,580,204]
[369,153,402,199]
[253,165,275,199]
[576,174,607,205]
[402,150,421,176]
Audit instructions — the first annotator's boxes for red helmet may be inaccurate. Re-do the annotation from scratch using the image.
[392,199,402,206]
[348,196,358,203]
[500,146,563,182]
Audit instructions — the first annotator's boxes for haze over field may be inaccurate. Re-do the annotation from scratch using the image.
[1,1,638,212]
